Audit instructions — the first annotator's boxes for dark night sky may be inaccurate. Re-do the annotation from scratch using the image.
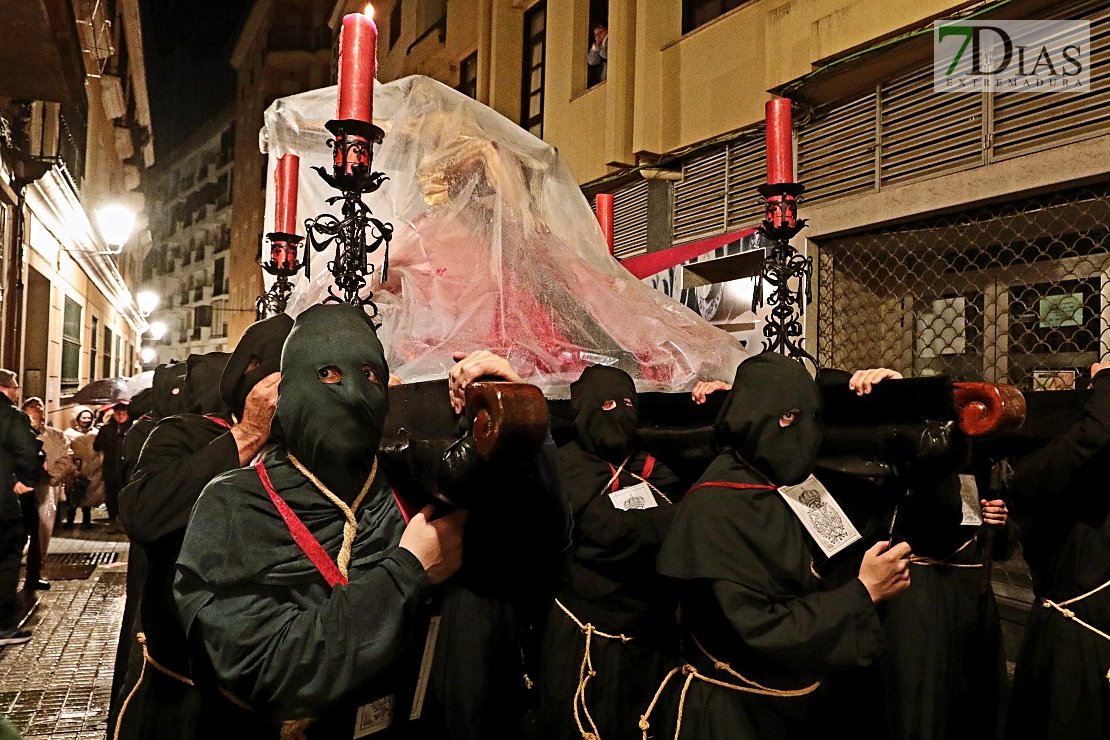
[140,0,254,162]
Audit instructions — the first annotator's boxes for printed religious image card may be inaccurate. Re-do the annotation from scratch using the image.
[777,475,862,558]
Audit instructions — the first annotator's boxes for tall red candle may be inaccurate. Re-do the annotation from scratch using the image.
[765,98,793,184]
[337,7,378,123]
[595,193,614,254]
[274,154,300,234]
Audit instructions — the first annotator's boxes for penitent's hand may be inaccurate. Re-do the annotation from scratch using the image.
[231,372,280,466]
[691,381,731,405]
[13,482,33,495]
[448,350,523,414]
[981,498,1008,526]
[400,505,467,584]
[849,368,903,396]
[858,540,912,603]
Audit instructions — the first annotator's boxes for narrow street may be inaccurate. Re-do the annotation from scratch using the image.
[0,520,128,739]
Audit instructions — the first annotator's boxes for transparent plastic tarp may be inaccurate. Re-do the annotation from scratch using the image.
[263,75,747,396]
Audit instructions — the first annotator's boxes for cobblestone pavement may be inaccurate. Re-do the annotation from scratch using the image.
[0,519,129,739]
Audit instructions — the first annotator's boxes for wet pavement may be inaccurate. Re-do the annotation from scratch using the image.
[0,517,129,739]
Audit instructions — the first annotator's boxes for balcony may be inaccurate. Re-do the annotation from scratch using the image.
[267,25,332,54]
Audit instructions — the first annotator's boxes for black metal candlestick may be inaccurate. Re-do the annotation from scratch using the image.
[753,181,814,364]
[304,118,394,317]
[256,232,306,319]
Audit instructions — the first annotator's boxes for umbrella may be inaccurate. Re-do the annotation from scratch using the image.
[69,378,131,407]
[126,370,154,397]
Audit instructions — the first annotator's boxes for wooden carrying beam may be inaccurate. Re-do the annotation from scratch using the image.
[952,382,1027,438]
[464,381,549,460]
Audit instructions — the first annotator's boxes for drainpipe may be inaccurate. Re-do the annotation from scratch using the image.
[477,0,493,105]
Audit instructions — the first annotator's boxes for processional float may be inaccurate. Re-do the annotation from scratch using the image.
[252,5,1033,518]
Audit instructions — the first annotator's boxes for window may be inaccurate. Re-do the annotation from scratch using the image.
[458,52,478,99]
[114,334,122,377]
[195,304,213,330]
[682,0,747,34]
[212,299,229,339]
[103,326,113,378]
[586,0,608,89]
[90,316,98,380]
[61,297,82,391]
[213,258,227,296]
[521,3,547,138]
[126,342,133,376]
[390,1,403,48]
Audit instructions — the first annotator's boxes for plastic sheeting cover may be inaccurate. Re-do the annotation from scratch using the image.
[263,75,747,396]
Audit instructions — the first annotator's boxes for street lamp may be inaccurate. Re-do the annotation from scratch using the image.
[147,321,167,341]
[136,291,159,318]
[140,347,157,365]
[96,205,136,249]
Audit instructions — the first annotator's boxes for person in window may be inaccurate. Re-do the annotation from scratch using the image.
[587,24,608,84]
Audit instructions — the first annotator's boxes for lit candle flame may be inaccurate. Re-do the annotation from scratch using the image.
[363,3,375,19]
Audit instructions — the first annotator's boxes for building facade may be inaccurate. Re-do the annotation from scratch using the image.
[0,0,153,425]
[226,0,336,343]
[140,109,235,364]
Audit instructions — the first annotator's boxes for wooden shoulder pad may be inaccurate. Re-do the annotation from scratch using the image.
[952,382,1026,438]
[464,381,549,460]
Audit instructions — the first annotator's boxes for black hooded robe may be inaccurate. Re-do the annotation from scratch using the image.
[115,352,237,740]
[879,471,1007,740]
[1006,369,1110,739]
[109,361,188,737]
[650,354,885,740]
[538,366,685,740]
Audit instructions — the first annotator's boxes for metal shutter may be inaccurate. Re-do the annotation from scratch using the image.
[880,66,983,188]
[798,91,877,206]
[672,148,727,244]
[612,179,649,259]
[992,1,1110,161]
[726,135,767,228]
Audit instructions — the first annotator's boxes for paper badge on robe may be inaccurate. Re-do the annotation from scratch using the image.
[609,482,658,511]
[958,474,983,526]
[354,695,394,737]
[777,475,862,558]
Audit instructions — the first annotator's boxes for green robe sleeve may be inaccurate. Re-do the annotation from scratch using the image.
[187,547,429,720]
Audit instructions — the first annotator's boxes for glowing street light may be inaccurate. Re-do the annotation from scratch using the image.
[140,347,157,364]
[96,205,136,248]
[136,290,159,318]
[147,321,167,341]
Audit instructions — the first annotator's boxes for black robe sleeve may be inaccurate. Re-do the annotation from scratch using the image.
[119,416,240,544]
[187,548,429,718]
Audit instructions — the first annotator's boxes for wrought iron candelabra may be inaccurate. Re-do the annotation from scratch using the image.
[752,181,815,364]
[256,118,394,319]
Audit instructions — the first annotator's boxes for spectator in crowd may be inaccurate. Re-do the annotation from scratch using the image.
[95,401,131,532]
[63,407,102,527]
[20,398,76,592]
[587,23,607,84]
[0,370,44,645]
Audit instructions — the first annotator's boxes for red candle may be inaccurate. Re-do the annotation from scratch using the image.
[765,98,793,184]
[274,154,300,234]
[595,193,614,254]
[337,7,378,123]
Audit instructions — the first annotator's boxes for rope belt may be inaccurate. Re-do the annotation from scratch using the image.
[910,536,982,568]
[1041,577,1110,686]
[556,598,636,740]
[638,632,820,740]
[113,632,194,740]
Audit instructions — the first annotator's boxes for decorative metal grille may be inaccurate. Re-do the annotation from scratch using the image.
[817,183,1110,391]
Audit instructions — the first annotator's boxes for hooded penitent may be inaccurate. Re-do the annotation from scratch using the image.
[220,313,295,419]
[182,353,231,417]
[570,365,638,465]
[715,352,823,487]
[150,363,188,419]
[277,304,389,501]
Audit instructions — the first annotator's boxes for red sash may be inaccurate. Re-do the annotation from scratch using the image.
[688,481,777,494]
[607,455,656,493]
[255,460,348,588]
[205,415,233,430]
